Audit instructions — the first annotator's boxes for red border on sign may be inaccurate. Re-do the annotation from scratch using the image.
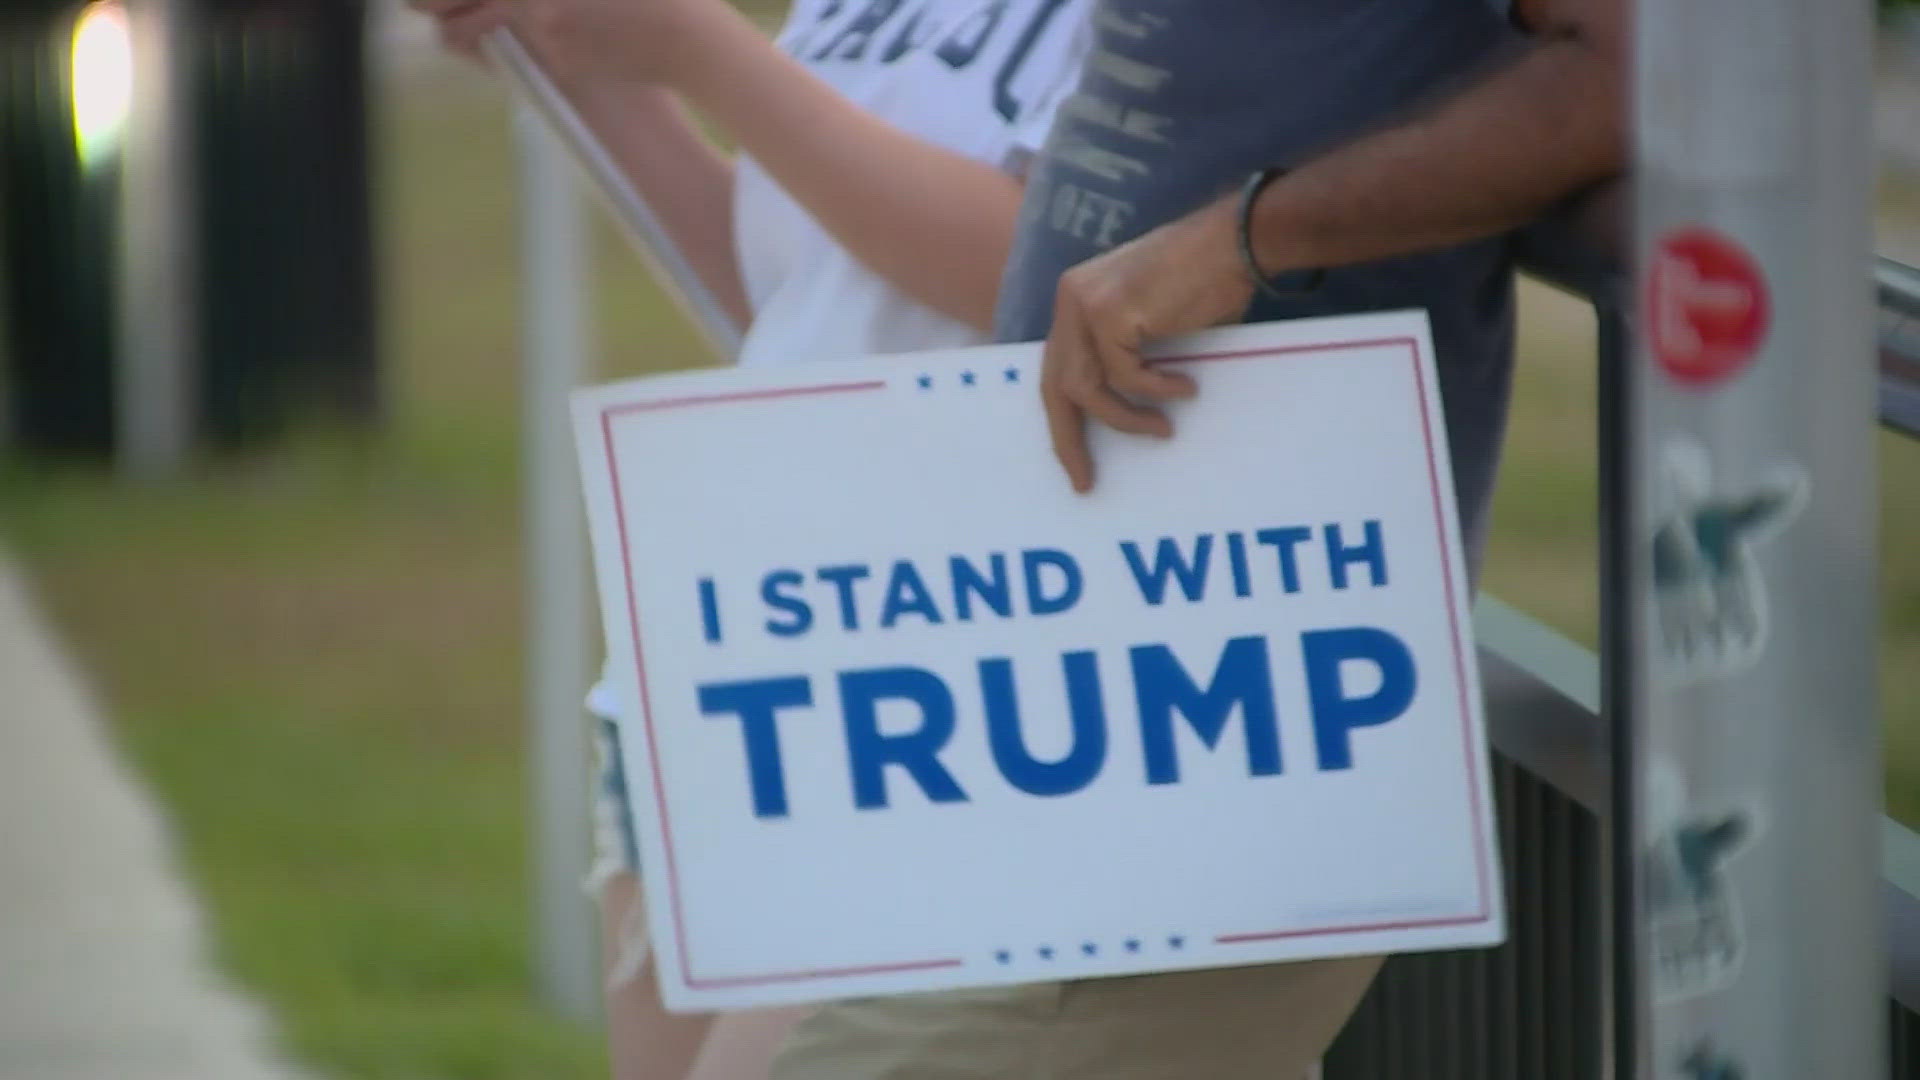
[598,337,1494,992]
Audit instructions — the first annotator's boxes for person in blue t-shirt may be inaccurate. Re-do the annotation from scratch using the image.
[771,1,1626,1077]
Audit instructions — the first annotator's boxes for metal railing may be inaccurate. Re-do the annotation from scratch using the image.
[1324,202,1920,1077]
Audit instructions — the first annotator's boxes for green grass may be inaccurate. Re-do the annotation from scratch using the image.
[0,47,1917,1080]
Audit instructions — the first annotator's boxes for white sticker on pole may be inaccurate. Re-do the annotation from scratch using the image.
[573,312,1506,1011]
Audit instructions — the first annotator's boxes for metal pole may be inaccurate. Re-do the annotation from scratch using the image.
[486,30,743,357]
[1629,1,1882,1077]
[515,98,599,1021]
[116,0,195,475]
[1599,302,1634,1080]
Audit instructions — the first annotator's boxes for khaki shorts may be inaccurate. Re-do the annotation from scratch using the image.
[770,955,1383,1080]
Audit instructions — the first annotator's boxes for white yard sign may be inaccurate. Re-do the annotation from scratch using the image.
[574,313,1504,1011]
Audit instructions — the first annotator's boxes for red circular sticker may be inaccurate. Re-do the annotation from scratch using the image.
[1647,228,1770,387]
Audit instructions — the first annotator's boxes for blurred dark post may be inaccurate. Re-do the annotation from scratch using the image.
[191,0,379,447]
[0,0,121,453]
[0,0,378,461]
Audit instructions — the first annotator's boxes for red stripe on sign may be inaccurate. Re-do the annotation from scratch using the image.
[684,957,966,991]
[603,379,889,418]
[1217,912,1493,946]
[1153,337,1431,367]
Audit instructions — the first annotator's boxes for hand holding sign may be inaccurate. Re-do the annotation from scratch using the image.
[575,314,1502,1011]
[1041,196,1252,492]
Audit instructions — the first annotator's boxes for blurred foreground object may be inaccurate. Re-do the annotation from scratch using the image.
[1,0,378,464]
[1,0,120,452]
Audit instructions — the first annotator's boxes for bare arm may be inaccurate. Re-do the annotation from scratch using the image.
[423,0,754,326]
[1248,0,1625,274]
[595,873,713,1080]
[596,873,809,1080]
[658,3,1026,332]
[430,0,1031,334]
[559,81,755,328]
[1037,0,1627,491]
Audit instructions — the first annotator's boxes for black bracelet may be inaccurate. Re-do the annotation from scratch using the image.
[1238,167,1325,299]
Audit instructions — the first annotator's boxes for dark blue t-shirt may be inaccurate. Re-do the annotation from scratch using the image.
[994,0,1521,557]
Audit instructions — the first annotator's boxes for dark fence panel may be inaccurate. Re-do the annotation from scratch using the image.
[1323,756,1606,1080]
[1895,1003,1918,1080]
[0,2,118,452]
[190,0,378,445]
[0,0,378,456]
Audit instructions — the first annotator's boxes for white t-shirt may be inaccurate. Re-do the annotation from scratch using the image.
[734,0,1090,368]
[586,0,1088,718]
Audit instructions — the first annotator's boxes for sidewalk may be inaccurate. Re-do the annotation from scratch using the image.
[0,556,312,1080]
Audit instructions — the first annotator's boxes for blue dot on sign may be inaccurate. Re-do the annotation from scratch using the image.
[995,950,1011,964]
[961,371,977,386]
[917,375,932,389]
[1169,935,1185,950]
[1082,942,1098,957]
[1038,946,1055,960]
[1125,939,1141,953]
[1004,367,1020,383]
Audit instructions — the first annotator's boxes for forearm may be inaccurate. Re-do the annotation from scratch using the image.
[599,873,716,1080]
[557,77,755,328]
[671,5,1023,331]
[1250,24,1625,275]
